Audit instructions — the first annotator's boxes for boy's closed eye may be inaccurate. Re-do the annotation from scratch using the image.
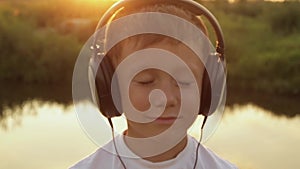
[132,72,155,85]
[134,79,155,85]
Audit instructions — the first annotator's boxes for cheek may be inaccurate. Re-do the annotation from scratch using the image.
[129,85,151,112]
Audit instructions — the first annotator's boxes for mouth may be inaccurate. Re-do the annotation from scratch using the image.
[144,113,183,124]
[152,116,182,125]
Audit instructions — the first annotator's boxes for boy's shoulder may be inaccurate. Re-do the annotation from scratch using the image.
[69,148,110,169]
[69,140,122,169]
[196,140,237,168]
[199,145,237,169]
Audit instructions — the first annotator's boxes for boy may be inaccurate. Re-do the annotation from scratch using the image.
[71,0,236,168]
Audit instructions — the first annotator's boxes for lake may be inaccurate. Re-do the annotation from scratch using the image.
[0,85,299,169]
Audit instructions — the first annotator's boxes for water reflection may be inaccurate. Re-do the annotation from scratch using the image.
[206,104,300,169]
[227,88,300,117]
[0,101,96,169]
[0,101,299,169]
[0,83,72,124]
[1,100,68,130]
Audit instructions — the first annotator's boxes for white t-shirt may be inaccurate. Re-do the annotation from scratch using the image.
[70,135,237,169]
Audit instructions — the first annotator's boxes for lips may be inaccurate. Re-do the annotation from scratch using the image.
[153,116,181,124]
[144,114,183,124]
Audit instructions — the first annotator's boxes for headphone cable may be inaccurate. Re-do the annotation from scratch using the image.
[108,118,127,169]
[192,115,208,169]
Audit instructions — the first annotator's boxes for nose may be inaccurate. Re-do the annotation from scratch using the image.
[155,79,180,108]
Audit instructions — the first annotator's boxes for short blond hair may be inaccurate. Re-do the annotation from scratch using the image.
[105,3,208,67]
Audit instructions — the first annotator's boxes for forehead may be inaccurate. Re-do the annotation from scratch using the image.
[116,38,205,77]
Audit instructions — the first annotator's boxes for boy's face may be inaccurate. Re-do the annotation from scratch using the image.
[113,40,205,138]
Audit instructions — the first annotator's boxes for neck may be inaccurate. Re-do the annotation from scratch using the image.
[143,136,188,162]
[124,130,188,162]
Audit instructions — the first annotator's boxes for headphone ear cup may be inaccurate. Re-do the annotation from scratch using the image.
[200,53,226,116]
[200,68,211,116]
[89,65,100,107]
[94,55,122,118]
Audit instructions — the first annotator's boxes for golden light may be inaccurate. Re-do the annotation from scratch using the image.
[77,0,120,5]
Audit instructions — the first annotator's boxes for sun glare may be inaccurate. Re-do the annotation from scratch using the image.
[76,0,120,5]
[89,0,120,4]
